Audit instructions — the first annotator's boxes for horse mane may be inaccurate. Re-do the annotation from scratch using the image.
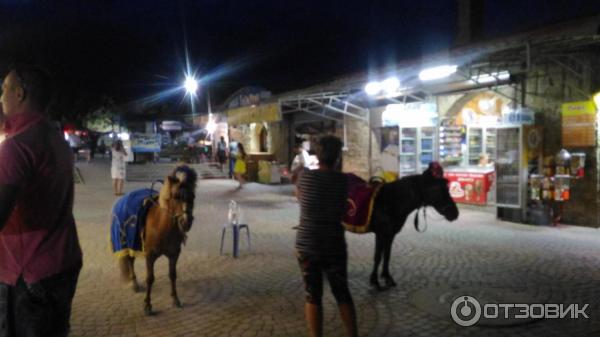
[384,174,420,194]
[172,165,198,207]
[172,165,198,191]
[157,165,198,209]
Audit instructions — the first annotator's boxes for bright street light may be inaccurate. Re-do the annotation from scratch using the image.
[470,71,510,84]
[184,76,198,94]
[381,76,400,94]
[206,113,217,136]
[419,65,458,81]
[365,76,401,96]
[364,81,382,96]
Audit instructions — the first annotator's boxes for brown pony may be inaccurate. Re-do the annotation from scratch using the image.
[118,165,197,315]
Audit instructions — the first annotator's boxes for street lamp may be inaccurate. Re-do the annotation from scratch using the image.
[365,76,400,96]
[184,76,198,95]
[418,65,457,81]
[364,81,382,96]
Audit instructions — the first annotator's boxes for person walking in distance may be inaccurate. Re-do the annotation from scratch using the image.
[295,135,358,337]
[228,138,238,179]
[111,139,127,196]
[0,64,83,337]
[233,142,247,189]
[291,140,316,184]
[216,136,227,172]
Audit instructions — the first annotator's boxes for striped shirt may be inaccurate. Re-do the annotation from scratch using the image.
[295,170,348,256]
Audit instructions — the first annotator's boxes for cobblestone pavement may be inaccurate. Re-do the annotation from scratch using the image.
[69,160,600,337]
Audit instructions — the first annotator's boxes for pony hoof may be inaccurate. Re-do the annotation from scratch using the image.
[370,278,383,291]
[129,281,140,293]
[385,280,397,288]
[144,305,153,316]
[173,299,183,308]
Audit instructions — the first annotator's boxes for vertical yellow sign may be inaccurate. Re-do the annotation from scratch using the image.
[561,101,596,147]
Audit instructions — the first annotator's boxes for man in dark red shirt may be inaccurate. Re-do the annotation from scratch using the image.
[0,65,82,337]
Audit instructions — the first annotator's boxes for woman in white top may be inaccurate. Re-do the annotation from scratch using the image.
[111,139,127,196]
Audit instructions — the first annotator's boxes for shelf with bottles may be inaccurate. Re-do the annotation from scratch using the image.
[439,124,464,165]
[401,147,416,154]
[486,154,497,161]
[440,147,462,152]
[421,138,434,151]
[439,126,462,131]
[440,140,462,145]
[420,152,434,164]
[400,155,417,172]
[401,128,417,138]
[441,158,463,167]
[421,128,435,138]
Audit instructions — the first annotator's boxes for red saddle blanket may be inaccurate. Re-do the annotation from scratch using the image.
[342,174,382,233]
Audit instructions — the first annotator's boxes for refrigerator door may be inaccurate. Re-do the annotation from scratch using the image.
[399,127,417,177]
[468,127,483,166]
[484,128,497,163]
[495,127,521,208]
[419,127,435,172]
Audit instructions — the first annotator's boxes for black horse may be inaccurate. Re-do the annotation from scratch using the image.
[367,164,459,290]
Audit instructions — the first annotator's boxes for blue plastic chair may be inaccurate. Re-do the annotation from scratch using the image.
[220,222,251,258]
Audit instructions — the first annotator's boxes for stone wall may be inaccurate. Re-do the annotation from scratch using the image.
[525,56,598,227]
[267,121,289,165]
[228,120,289,165]
[342,115,373,180]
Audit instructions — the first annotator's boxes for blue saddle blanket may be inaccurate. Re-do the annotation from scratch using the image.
[110,188,158,257]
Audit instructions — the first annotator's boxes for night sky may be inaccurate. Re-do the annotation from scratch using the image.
[0,0,599,115]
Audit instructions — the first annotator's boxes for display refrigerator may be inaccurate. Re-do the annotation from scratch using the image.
[467,127,496,166]
[399,126,436,177]
[495,125,543,222]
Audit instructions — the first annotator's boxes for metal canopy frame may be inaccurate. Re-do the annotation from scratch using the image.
[277,35,600,130]
[279,91,369,123]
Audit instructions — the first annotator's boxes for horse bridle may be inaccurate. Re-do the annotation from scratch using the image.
[412,179,453,233]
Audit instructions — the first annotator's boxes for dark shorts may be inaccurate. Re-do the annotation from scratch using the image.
[296,251,353,305]
[0,266,80,337]
[217,150,226,164]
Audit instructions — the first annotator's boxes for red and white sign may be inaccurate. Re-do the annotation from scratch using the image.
[444,170,495,205]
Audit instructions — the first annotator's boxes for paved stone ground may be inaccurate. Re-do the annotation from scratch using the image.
[69,159,600,337]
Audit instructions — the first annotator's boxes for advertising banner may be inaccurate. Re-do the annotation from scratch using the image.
[445,170,495,205]
[131,133,161,153]
[561,101,596,147]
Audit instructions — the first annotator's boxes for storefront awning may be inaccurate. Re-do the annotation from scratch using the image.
[279,91,369,122]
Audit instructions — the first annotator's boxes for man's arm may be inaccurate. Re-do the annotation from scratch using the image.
[0,184,18,231]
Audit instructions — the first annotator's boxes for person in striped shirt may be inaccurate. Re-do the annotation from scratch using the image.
[295,135,358,337]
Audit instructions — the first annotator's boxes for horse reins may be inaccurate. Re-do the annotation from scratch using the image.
[411,178,429,234]
[149,178,191,237]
